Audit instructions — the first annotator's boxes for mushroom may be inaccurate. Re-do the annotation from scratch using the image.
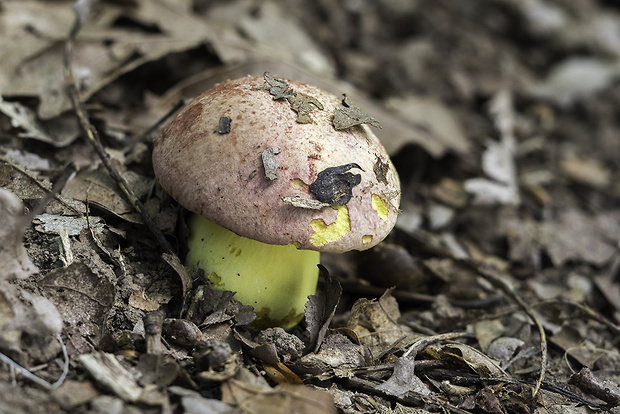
[152,74,400,329]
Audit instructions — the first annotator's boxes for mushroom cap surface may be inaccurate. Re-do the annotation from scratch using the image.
[153,75,400,253]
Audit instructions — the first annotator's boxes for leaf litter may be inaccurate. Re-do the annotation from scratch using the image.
[2,1,620,413]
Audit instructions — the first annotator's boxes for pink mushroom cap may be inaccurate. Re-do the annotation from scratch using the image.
[152,75,400,253]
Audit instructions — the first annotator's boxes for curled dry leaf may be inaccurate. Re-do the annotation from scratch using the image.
[305,264,342,353]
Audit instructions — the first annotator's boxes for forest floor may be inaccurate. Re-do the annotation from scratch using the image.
[1,1,620,413]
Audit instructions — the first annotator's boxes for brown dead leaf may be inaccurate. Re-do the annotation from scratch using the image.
[505,210,616,267]
[384,94,471,156]
[292,333,365,378]
[61,166,152,223]
[0,1,219,121]
[50,380,99,411]
[345,290,405,350]
[185,285,255,328]
[128,288,161,312]
[78,352,143,402]
[423,342,508,379]
[305,264,342,353]
[549,326,607,368]
[39,261,115,355]
[374,357,431,398]
[222,377,336,414]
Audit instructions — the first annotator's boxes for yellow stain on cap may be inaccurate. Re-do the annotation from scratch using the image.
[372,194,389,222]
[310,205,350,247]
[289,178,307,191]
[362,235,373,245]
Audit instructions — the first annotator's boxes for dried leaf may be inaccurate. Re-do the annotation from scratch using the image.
[50,380,99,411]
[286,91,324,124]
[333,95,381,130]
[263,72,323,123]
[34,213,101,236]
[264,72,294,100]
[472,319,506,353]
[384,94,470,156]
[374,357,431,398]
[505,210,616,266]
[39,261,115,355]
[0,1,220,120]
[234,330,280,366]
[549,327,607,368]
[281,196,330,210]
[223,378,336,414]
[0,97,63,144]
[185,285,255,327]
[19,290,63,337]
[305,265,342,353]
[560,151,611,189]
[170,386,235,414]
[256,328,305,361]
[424,343,507,378]
[533,57,620,106]
[345,290,405,350]
[292,333,364,378]
[261,147,280,181]
[373,157,389,185]
[61,166,152,223]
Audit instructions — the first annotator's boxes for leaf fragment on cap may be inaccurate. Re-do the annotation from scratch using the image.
[373,156,389,185]
[264,72,293,99]
[263,72,323,124]
[261,147,281,181]
[333,94,381,130]
[309,163,362,206]
[287,92,324,124]
[281,196,330,210]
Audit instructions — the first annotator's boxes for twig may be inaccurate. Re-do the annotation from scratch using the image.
[21,163,78,225]
[345,376,472,414]
[62,3,193,298]
[534,299,620,336]
[468,262,548,399]
[0,334,69,390]
[570,367,620,407]
[402,331,473,359]
[62,8,174,257]
[0,156,82,216]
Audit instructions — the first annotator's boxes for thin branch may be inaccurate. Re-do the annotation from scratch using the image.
[468,262,548,399]
[62,11,173,256]
[0,334,69,390]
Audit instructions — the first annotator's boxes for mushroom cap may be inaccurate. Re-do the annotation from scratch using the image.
[152,75,400,253]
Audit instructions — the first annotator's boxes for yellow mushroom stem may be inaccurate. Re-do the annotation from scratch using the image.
[185,214,320,329]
